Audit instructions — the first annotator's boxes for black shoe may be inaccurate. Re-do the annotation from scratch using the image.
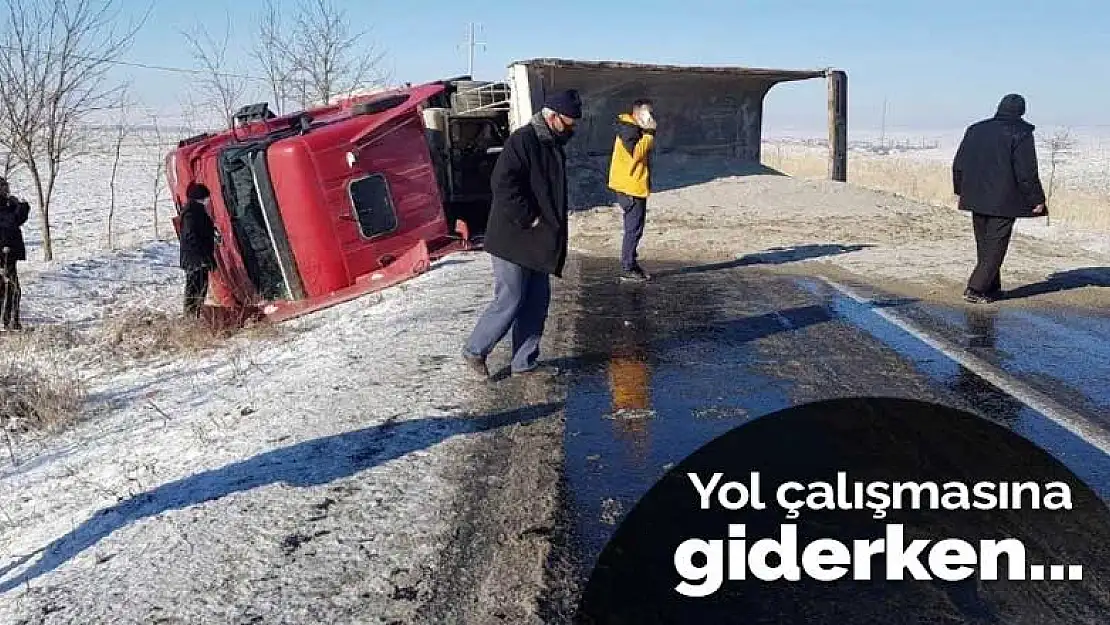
[9,322,20,331]
[619,267,650,282]
[963,288,995,304]
[512,364,562,378]
[463,353,490,378]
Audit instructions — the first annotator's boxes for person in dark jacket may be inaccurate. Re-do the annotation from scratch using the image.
[952,94,1047,304]
[0,177,29,331]
[462,89,582,379]
[179,181,217,317]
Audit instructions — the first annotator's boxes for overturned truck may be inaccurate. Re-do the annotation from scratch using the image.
[167,59,844,323]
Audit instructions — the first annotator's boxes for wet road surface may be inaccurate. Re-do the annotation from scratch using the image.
[547,256,1110,605]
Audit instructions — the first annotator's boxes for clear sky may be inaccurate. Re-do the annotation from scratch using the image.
[119,0,1109,135]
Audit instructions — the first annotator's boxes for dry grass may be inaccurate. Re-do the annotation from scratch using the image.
[0,308,286,453]
[762,146,1110,231]
[0,358,86,440]
[98,308,283,360]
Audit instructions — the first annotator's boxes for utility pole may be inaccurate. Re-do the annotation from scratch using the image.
[462,22,486,77]
[879,96,888,149]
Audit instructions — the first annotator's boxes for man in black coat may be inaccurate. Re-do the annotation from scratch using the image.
[0,177,29,331]
[179,181,217,317]
[953,94,1047,304]
[462,89,582,378]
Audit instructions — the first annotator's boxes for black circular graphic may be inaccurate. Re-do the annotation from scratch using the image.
[574,397,1110,624]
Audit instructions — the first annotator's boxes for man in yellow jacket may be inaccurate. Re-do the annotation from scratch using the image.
[608,99,656,282]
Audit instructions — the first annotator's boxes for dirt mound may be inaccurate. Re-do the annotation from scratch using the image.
[568,163,1110,309]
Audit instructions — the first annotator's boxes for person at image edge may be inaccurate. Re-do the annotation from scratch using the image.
[0,177,29,331]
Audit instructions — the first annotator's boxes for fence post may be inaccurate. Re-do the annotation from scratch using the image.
[827,70,848,182]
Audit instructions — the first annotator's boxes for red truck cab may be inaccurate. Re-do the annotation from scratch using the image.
[167,79,507,322]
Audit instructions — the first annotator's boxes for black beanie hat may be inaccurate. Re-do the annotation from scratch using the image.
[544,89,583,119]
[996,93,1026,117]
[186,181,210,201]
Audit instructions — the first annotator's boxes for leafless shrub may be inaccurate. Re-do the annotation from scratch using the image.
[144,114,168,240]
[0,359,86,439]
[107,88,131,250]
[0,0,148,261]
[1042,128,1075,226]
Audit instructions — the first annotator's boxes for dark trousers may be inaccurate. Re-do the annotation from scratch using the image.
[0,260,20,328]
[184,268,210,317]
[618,193,647,271]
[967,213,1016,294]
[463,255,552,373]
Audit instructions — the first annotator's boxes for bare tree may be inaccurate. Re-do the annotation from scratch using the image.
[146,113,165,240]
[0,126,19,179]
[266,0,390,108]
[182,16,249,128]
[106,88,131,250]
[0,0,147,261]
[0,148,16,179]
[252,0,294,115]
[1042,127,1075,226]
[176,93,204,134]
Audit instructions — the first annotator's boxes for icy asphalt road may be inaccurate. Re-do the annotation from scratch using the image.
[528,254,1110,623]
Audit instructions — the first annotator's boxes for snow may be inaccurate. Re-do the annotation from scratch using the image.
[0,127,501,622]
[0,250,497,622]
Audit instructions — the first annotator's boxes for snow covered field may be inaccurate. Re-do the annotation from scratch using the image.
[0,247,507,622]
[0,127,519,621]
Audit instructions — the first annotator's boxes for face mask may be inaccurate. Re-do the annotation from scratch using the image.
[549,116,575,142]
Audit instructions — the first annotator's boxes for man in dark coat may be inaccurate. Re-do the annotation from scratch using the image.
[179,181,217,317]
[952,94,1047,304]
[462,89,582,378]
[0,177,29,331]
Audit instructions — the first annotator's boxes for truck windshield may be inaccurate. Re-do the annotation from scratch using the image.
[218,143,295,301]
